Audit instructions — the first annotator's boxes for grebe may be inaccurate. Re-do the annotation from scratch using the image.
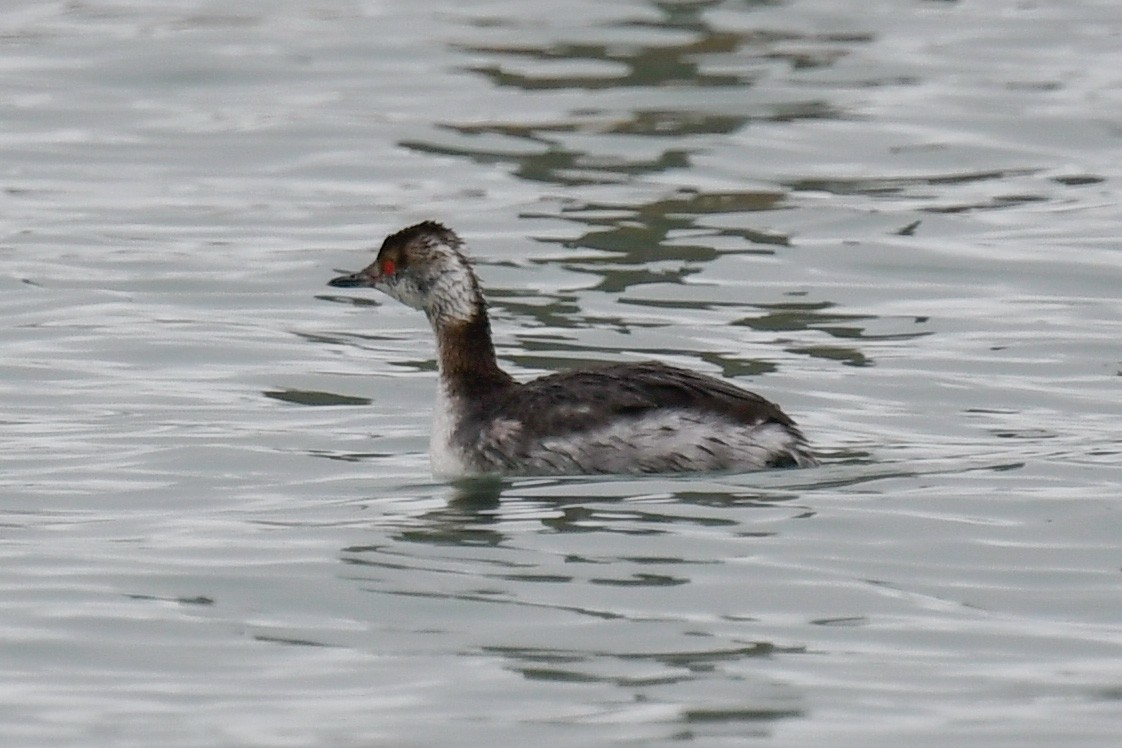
[328,221,816,477]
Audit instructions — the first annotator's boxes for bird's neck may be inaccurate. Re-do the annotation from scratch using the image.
[433,307,515,398]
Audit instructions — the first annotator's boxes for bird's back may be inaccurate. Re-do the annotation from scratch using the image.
[449,361,815,475]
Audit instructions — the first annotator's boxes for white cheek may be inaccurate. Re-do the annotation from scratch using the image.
[380,278,426,310]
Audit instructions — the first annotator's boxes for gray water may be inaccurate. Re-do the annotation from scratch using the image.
[3,0,1122,745]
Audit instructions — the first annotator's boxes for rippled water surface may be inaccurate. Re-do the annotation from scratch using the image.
[3,0,1122,745]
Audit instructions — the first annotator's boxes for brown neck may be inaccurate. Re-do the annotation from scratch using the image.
[434,309,515,398]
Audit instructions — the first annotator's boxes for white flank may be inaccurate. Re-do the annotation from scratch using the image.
[515,409,806,474]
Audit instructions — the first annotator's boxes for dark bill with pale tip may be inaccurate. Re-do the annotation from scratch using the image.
[328,271,367,288]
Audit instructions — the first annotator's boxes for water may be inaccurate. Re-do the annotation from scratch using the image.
[2,0,1121,745]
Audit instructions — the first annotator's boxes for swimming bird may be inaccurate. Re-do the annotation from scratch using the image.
[328,221,816,477]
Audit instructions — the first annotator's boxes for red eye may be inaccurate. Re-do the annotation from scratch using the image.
[381,259,396,276]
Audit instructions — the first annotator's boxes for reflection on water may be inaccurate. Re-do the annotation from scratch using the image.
[537,190,791,274]
[456,1,864,90]
[331,473,827,738]
[369,475,815,550]
[262,388,371,406]
[406,1,854,188]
